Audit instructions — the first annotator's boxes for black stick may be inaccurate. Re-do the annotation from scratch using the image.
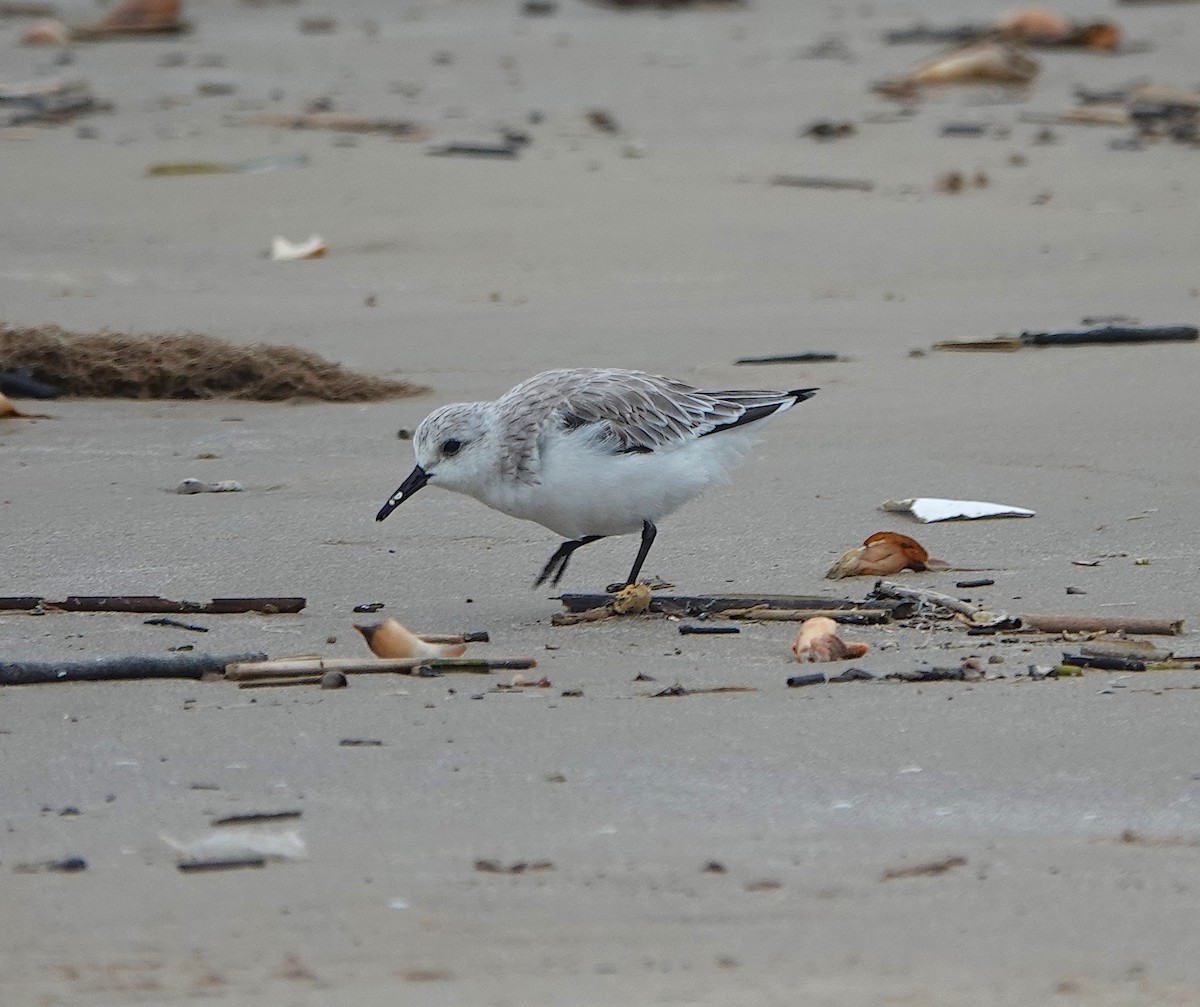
[0,651,266,685]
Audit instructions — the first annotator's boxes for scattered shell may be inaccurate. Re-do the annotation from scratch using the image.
[611,581,652,615]
[908,41,1040,86]
[0,391,49,419]
[175,478,243,494]
[76,0,186,35]
[825,531,945,580]
[791,616,869,663]
[162,829,307,862]
[270,234,328,261]
[995,7,1120,50]
[354,618,467,660]
[21,19,70,45]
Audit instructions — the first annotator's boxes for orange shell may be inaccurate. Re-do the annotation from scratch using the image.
[353,618,467,660]
[791,616,870,663]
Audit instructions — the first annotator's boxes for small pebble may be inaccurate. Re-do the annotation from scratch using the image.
[321,671,347,689]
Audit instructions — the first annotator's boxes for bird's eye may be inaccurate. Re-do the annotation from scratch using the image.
[442,438,463,457]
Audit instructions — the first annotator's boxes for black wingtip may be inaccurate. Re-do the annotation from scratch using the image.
[788,387,819,402]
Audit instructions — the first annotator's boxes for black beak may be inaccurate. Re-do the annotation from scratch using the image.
[376,465,429,522]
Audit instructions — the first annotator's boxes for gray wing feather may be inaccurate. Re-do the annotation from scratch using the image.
[493,369,793,482]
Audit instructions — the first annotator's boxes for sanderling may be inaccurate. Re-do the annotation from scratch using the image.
[376,368,816,588]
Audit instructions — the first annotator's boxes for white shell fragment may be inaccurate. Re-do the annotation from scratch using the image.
[880,497,1035,523]
[176,478,244,494]
[162,830,307,862]
[270,234,327,261]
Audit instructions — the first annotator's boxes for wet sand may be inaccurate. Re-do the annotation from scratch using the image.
[3,1,1200,1003]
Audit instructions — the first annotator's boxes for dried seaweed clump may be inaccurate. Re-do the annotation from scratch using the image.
[0,325,427,402]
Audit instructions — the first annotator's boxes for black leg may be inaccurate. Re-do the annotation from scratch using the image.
[535,535,605,587]
[623,520,657,587]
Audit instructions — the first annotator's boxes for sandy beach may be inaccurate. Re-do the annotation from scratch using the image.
[3,0,1200,1003]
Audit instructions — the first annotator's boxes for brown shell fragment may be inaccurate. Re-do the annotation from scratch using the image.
[353,618,467,660]
[825,531,944,580]
[791,616,869,663]
[907,41,1040,86]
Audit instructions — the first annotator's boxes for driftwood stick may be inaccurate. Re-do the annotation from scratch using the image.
[717,607,895,624]
[551,606,619,627]
[224,656,535,682]
[1021,325,1198,347]
[0,651,267,686]
[0,595,306,614]
[237,112,431,139]
[557,592,914,618]
[418,631,490,644]
[871,580,994,620]
[1020,613,1184,635]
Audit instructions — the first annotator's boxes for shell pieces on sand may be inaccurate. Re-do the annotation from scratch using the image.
[611,581,652,615]
[907,41,1040,86]
[21,19,71,45]
[0,391,49,419]
[77,0,185,34]
[791,616,870,663]
[270,234,328,261]
[994,7,1120,50]
[162,829,306,863]
[354,618,467,660]
[825,531,946,580]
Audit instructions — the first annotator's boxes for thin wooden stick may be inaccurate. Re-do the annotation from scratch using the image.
[224,656,535,682]
[871,580,1002,621]
[717,607,895,624]
[1020,613,1184,636]
[557,592,914,618]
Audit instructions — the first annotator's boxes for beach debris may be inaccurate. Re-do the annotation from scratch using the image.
[211,810,302,827]
[786,672,827,687]
[801,120,856,141]
[881,855,966,881]
[353,602,385,613]
[427,138,523,158]
[829,667,876,682]
[994,7,1120,49]
[1021,324,1198,346]
[236,112,431,140]
[557,592,914,620]
[13,856,88,873]
[880,40,1039,98]
[791,616,870,663]
[0,595,302,614]
[649,684,756,697]
[826,532,946,580]
[474,859,554,873]
[871,579,1010,627]
[956,578,995,589]
[321,671,348,689]
[506,673,552,688]
[0,325,426,402]
[175,477,244,494]
[340,738,383,746]
[881,498,1035,523]
[147,154,309,177]
[270,234,327,261]
[611,582,652,615]
[0,369,57,398]
[886,659,985,682]
[935,169,989,194]
[298,15,336,33]
[771,174,874,192]
[0,651,266,686]
[167,830,305,871]
[734,352,840,365]
[1080,637,1170,662]
[0,390,49,419]
[354,618,468,660]
[0,77,103,126]
[1018,613,1184,636]
[1061,652,1146,672]
[20,18,69,44]
[72,0,189,38]
[224,655,535,682]
[144,616,208,632]
[679,624,740,635]
[522,1,558,14]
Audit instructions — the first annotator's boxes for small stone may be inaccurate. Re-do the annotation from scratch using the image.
[321,671,347,689]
